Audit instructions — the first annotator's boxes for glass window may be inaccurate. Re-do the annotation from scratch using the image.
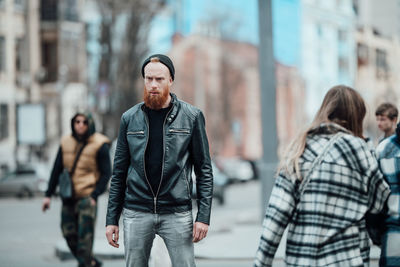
[40,0,58,21]
[41,40,58,82]
[357,43,368,66]
[0,104,8,140]
[376,48,388,78]
[338,29,347,42]
[15,38,23,72]
[0,37,5,72]
[14,0,26,12]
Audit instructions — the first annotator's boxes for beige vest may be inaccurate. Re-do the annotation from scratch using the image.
[61,133,110,198]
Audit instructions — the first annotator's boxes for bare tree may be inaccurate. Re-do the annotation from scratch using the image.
[97,0,165,139]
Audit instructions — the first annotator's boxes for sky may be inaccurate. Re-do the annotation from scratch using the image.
[148,0,301,67]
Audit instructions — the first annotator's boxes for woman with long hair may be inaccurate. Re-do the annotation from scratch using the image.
[254,85,390,266]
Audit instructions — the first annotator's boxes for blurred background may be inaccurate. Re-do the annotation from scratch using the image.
[0,0,398,266]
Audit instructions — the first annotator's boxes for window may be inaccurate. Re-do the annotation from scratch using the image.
[352,0,359,15]
[317,24,323,37]
[14,0,26,12]
[40,0,58,21]
[0,104,8,140]
[357,43,368,66]
[338,29,347,57]
[0,36,5,72]
[59,0,78,21]
[376,48,388,78]
[338,56,349,81]
[15,38,23,72]
[41,41,58,82]
[338,29,347,42]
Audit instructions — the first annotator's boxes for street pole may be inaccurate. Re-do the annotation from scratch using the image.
[258,0,278,219]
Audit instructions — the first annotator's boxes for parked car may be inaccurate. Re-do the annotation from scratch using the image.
[0,165,47,198]
[216,157,255,183]
[192,161,229,205]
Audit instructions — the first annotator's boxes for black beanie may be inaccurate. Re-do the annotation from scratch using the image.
[141,54,175,80]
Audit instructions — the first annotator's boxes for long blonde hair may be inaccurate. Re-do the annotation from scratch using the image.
[279,85,366,180]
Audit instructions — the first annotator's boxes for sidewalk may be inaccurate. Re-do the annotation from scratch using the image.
[55,209,381,265]
[55,181,381,265]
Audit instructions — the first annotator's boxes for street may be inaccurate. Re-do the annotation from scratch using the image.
[0,180,261,267]
[0,180,380,267]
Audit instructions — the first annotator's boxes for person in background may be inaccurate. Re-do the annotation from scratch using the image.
[376,103,398,143]
[42,112,111,267]
[254,85,390,267]
[105,54,213,267]
[376,122,400,266]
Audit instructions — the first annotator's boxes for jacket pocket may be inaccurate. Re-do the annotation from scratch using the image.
[168,128,190,135]
[127,130,145,136]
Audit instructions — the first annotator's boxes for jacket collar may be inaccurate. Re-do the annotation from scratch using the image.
[308,122,352,136]
[168,93,179,122]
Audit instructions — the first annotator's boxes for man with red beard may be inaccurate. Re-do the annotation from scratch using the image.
[105,54,213,267]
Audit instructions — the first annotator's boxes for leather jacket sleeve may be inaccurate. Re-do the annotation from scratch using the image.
[190,111,213,225]
[106,116,130,226]
[91,143,112,200]
[45,147,63,197]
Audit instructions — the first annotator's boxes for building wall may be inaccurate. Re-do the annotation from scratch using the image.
[0,0,89,171]
[170,33,306,160]
[39,0,89,164]
[275,63,306,157]
[301,0,357,118]
[356,0,400,39]
[0,0,29,170]
[355,27,400,142]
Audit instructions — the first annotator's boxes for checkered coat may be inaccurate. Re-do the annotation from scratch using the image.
[254,124,390,267]
[376,135,400,267]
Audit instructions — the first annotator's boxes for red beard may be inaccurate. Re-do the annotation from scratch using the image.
[143,86,170,110]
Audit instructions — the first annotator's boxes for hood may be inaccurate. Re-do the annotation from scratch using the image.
[71,111,96,141]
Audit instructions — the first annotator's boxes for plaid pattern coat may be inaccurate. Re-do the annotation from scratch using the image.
[254,124,390,267]
[376,135,400,267]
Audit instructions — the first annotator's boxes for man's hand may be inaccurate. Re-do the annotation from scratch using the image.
[42,197,51,212]
[106,225,120,248]
[89,197,96,206]
[193,222,208,243]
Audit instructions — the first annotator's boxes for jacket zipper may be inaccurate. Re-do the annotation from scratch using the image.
[127,130,145,135]
[154,108,174,212]
[142,112,157,212]
[169,129,190,134]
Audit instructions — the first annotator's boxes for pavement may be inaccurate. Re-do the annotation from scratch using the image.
[54,180,382,266]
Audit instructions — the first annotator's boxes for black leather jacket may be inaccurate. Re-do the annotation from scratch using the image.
[106,94,213,226]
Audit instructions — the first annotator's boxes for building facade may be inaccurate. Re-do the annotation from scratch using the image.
[355,27,400,140]
[0,0,89,173]
[169,32,305,160]
[301,0,357,117]
[0,0,42,171]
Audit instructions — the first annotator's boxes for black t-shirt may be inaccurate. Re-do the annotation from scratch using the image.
[145,106,171,194]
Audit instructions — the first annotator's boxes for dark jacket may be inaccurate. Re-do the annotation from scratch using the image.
[106,94,213,225]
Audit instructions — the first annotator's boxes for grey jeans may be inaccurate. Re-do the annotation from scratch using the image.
[123,208,195,267]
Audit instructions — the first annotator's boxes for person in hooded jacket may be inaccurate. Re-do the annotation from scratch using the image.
[42,112,111,267]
